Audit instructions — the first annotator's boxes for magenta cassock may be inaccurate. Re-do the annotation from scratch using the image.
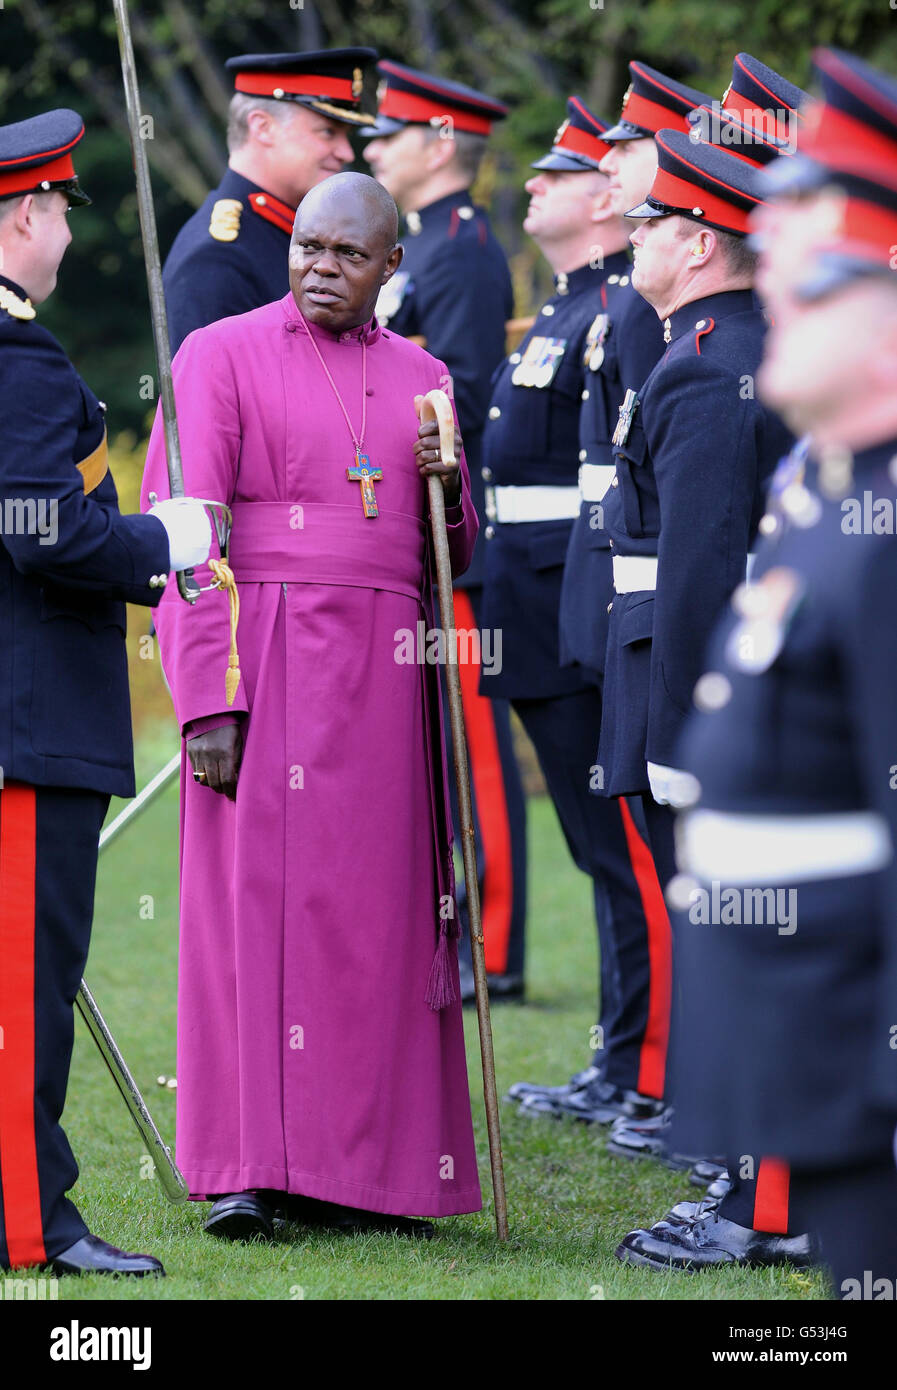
[140,294,481,1216]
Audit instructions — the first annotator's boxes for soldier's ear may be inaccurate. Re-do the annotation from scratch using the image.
[589,179,618,225]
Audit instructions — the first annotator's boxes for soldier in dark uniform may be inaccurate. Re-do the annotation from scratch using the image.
[362,63,527,998]
[596,131,812,1270]
[476,99,667,1122]
[511,70,714,1127]
[163,49,377,353]
[669,48,897,1295]
[0,112,212,1275]
[598,54,807,1167]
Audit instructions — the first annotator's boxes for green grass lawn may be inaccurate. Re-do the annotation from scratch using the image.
[50,733,828,1301]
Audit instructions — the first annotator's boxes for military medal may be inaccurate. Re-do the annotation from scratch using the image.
[512,336,567,388]
[612,388,639,447]
[297,312,381,518]
[583,313,610,372]
[726,566,805,675]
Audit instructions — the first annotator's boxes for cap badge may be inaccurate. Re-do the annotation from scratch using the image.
[352,67,363,98]
[621,83,633,111]
[554,118,570,146]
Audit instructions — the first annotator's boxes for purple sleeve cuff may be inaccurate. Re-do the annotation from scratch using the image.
[183,712,242,740]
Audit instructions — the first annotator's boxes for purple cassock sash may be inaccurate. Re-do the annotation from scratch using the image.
[226,500,459,1008]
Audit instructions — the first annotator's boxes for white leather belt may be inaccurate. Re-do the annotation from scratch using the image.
[612,554,658,592]
[678,809,892,886]
[613,551,759,594]
[578,463,616,502]
[493,485,581,524]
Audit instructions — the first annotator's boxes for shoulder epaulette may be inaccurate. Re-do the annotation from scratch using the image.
[248,191,296,235]
[209,198,242,243]
[0,285,36,320]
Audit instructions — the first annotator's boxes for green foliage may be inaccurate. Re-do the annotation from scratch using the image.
[1,0,895,430]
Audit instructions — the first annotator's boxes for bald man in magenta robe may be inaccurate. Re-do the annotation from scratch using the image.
[141,172,482,1239]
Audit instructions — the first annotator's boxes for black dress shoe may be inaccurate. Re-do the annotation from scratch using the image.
[278,1193,434,1238]
[606,1107,724,1176]
[557,1081,666,1126]
[48,1234,164,1277]
[505,1063,602,1105]
[689,1159,730,1189]
[203,1191,275,1241]
[615,1208,816,1272]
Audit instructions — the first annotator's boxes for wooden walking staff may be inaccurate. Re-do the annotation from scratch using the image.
[418,389,509,1243]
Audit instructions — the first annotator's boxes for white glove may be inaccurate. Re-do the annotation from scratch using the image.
[647,760,701,809]
[148,498,212,571]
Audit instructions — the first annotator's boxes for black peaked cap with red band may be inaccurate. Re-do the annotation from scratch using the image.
[360,60,507,138]
[763,48,897,198]
[684,52,808,167]
[603,61,713,142]
[687,105,795,169]
[759,50,897,299]
[722,53,809,132]
[627,127,764,235]
[532,97,611,173]
[225,49,378,127]
[0,109,90,206]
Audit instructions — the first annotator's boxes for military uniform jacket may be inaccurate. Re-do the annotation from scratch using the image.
[558,261,666,680]
[597,289,794,795]
[378,190,512,588]
[477,262,614,699]
[0,275,169,796]
[672,439,897,1165]
[163,169,294,354]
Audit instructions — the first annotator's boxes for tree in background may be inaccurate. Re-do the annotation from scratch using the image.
[2,0,895,433]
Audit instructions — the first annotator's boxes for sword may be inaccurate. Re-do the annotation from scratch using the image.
[74,753,187,1203]
[111,0,234,602]
[418,389,509,1242]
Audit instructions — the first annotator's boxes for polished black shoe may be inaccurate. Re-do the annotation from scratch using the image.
[606,1107,723,1175]
[47,1234,164,1277]
[505,1063,601,1105]
[615,1208,816,1272]
[459,958,525,1005]
[558,1081,665,1126]
[689,1159,730,1189]
[276,1193,435,1239]
[204,1191,275,1241]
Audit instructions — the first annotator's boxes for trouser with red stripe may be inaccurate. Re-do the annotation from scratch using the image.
[641,798,797,1235]
[512,690,669,1094]
[0,782,108,1268]
[445,587,528,979]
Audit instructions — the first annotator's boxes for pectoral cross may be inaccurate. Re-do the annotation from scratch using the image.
[346,451,382,518]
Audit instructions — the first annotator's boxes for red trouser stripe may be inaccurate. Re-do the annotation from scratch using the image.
[753,1157,791,1234]
[0,784,46,1266]
[618,798,671,1099]
[453,589,515,974]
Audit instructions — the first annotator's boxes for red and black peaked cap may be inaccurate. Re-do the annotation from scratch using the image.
[532,98,612,173]
[627,128,764,235]
[225,49,378,127]
[0,109,90,206]
[761,50,897,299]
[722,53,809,134]
[361,60,508,138]
[603,61,713,142]
[686,52,808,169]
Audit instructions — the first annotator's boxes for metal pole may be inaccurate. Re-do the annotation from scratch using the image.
[75,980,187,1204]
[420,390,509,1241]
[98,752,180,854]
[111,0,198,603]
